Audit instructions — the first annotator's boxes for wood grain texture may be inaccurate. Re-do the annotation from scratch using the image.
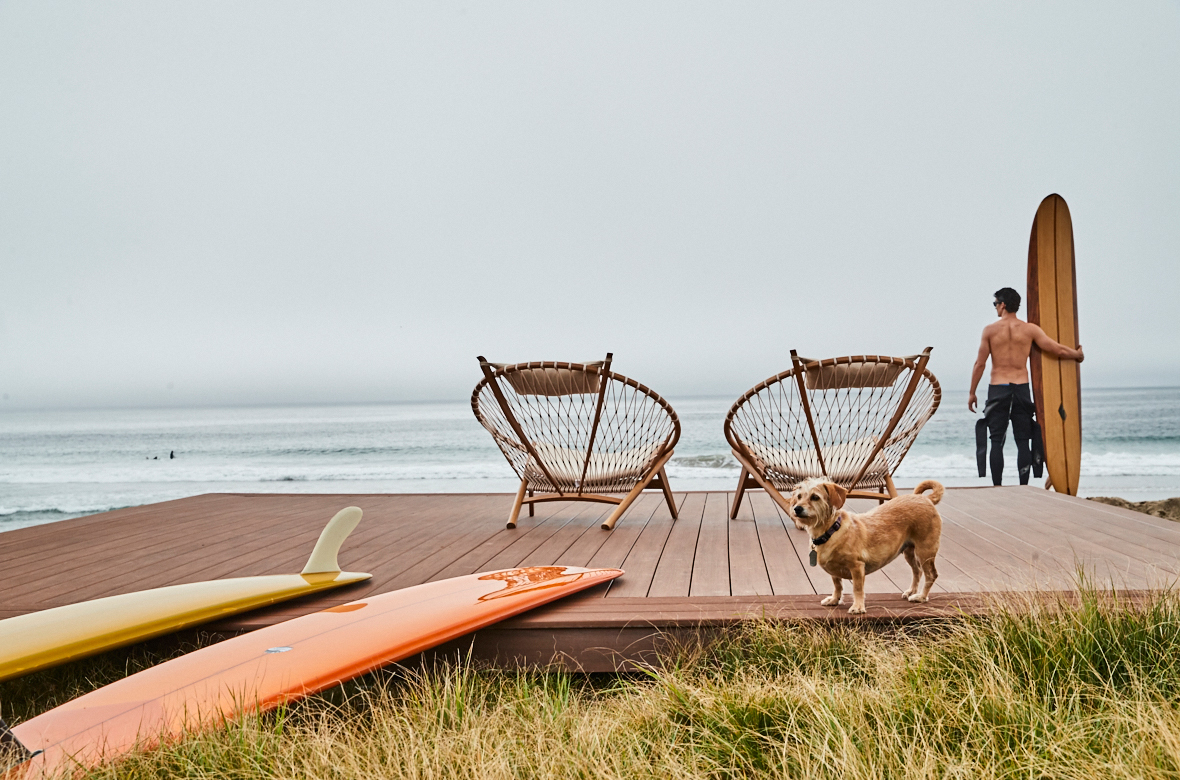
[647,493,705,597]
[689,492,731,597]
[750,492,815,595]
[728,487,772,596]
[1028,193,1082,495]
[2,489,1174,666]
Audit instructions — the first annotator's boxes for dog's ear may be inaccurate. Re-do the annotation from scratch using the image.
[823,482,848,509]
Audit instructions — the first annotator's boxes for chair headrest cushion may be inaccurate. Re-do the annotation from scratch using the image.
[797,359,909,390]
[492,362,605,396]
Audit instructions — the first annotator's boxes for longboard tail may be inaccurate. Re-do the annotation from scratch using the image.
[0,507,371,683]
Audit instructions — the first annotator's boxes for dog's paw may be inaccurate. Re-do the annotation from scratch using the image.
[901,589,914,599]
[847,603,867,615]
[820,595,842,606]
[906,593,928,603]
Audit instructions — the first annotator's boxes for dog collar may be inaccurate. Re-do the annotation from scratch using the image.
[811,514,842,546]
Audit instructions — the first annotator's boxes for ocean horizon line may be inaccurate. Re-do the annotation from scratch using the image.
[3,384,1180,415]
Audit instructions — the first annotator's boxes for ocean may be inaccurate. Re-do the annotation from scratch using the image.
[2,387,1178,533]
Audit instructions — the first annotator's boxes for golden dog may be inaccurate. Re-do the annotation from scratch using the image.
[788,477,943,614]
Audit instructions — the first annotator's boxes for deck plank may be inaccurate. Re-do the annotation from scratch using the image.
[761,494,834,593]
[607,494,681,598]
[2,496,333,605]
[0,495,242,589]
[479,502,598,571]
[729,489,772,596]
[937,498,1078,589]
[372,496,525,593]
[538,504,616,570]
[648,493,706,598]
[517,504,614,568]
[929,522,1013,589]
[1010,489,1180,577]
[749,492,815,595]
[0,496,233,566]
[949,489,1156,589]
[5,487,1179,669]
[689,492,731,597]
[588,494,659,573]
[1036,491,1180,538]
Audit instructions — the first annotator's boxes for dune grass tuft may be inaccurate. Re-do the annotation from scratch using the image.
[8,587,1180,778]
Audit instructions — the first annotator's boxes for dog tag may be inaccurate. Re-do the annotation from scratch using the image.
[809,549,817,567]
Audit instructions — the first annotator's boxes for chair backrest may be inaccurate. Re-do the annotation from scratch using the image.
[472,356,680,494]
[489,361,605,396]
[724,349,940,491]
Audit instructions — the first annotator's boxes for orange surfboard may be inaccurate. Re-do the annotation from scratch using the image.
[1027,193,1082,495]
[5,566,621,778]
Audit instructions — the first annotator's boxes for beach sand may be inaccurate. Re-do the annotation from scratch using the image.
[1089,496,1180,523]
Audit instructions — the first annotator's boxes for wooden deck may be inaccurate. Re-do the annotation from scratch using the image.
[3,488,1179,671]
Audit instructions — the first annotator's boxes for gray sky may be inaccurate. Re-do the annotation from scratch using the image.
[2,2,1178,410]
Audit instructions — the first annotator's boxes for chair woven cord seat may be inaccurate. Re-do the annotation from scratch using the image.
[522,441,663,494]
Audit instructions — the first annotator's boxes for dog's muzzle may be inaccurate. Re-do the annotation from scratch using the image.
[793,505,807,518]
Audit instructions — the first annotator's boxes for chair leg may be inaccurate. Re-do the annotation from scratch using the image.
[731,466,751,519]
[528,489,534,517]
[657,467,678,519]
[884,474,898,499]
[507,479,528,529]
[602,491,642,531]
[602,451,675,530]
[731,448,796,519]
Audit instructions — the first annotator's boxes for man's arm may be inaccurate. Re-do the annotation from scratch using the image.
[968,332,990,413]
[1030,324,1084,362]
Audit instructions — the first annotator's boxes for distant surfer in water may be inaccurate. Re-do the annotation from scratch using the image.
[969,287,1084,485]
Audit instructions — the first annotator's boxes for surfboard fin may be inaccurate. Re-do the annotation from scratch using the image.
[301,507,364,575]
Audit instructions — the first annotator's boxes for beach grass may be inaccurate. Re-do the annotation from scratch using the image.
[8,586,1180,778]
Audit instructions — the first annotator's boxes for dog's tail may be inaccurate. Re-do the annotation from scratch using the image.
[913,480,944,505]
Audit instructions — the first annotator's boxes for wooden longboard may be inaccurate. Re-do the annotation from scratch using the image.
[1027,193,1082,495]
[6,565,622,777]
[0,507,370,683]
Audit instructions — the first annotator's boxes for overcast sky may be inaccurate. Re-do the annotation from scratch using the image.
[1,2,1177,410]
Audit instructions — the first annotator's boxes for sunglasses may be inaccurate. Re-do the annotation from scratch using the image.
[993,301,1003,307]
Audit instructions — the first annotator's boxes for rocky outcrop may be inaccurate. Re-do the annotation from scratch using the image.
[1088,496,1180,523]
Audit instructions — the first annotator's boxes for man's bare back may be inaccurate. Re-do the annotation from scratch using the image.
[968,294,1083,413]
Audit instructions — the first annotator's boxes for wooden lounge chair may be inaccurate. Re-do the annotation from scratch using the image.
[472,354,680,530]
[724,348,940,519]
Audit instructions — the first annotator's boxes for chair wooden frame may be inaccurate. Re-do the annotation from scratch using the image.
[472,354,680,530]
[724,348,940,520]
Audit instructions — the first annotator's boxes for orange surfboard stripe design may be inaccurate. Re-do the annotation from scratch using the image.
[9,566,622,778]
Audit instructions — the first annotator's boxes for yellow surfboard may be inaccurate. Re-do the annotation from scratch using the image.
[1027,194,1082,495]
[0,507,370,683]
[6,566,621,777]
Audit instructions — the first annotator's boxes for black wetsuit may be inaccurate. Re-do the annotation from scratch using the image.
[976,383,1044,485]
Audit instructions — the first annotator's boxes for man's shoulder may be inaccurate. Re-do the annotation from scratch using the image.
[981,320,1004,335]
[1012,318,1042,334]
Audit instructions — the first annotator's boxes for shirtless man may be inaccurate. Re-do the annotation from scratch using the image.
[968,287,1084,485]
